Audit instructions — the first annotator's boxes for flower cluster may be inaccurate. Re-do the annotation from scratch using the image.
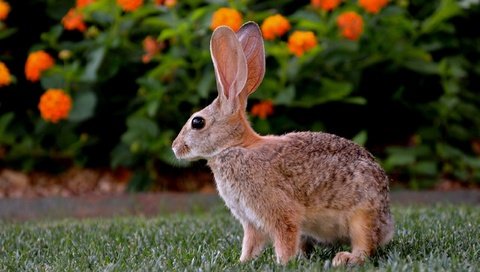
[251,100,274,119]
[155,0,177,8]
[24,52,73,122]
[38,89,73,123]
[76,0,95,8]
[337,11,364,41]
[309,0,389,40]
[210,0,389,59]
[311,0,342,11]
[62,8,87,32]
[142,36,163,63]
[207,2,391,119]
[117,0,144,12]
[210,7,243,32]
[61,0,96,32]
[288,31,318,57]
[25,50,55,82]
[0,61,11,87]
[0,0,10,21]
[261,14,291,40]
[359,0,389,14]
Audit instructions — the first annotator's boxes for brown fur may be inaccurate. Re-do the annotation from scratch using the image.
[172,22,394,266]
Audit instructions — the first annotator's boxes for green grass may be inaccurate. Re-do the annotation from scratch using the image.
[0,205,479,271]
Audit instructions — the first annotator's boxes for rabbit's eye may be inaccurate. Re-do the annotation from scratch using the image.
[191,116,205,130]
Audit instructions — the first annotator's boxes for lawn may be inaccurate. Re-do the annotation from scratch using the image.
[0,205,478,271]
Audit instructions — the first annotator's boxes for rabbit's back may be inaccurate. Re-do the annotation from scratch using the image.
[210,131,390,211]
[280,131,390,208]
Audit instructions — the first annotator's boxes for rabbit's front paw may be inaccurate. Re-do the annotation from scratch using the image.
[240,223,267,262]
[332,251,365,267]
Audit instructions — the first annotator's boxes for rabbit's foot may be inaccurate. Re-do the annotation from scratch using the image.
[332,251,365,267]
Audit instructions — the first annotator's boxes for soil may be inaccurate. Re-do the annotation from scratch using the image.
[0,167,216,198]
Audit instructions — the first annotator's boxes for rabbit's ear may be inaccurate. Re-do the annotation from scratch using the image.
[210,26,248,109]
[236,22,265,99]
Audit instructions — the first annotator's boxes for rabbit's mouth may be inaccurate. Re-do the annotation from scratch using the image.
[173,143,206,161]
[172,143,191,159]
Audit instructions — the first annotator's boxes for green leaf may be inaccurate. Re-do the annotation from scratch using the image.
[124,116,160,141]
[343,97,367,105]
[68,91,97,122]
[292,78,353,107]
[464,157,480,169]
[190,7,209,22]
[82,47,106,82]
[40,68,67,90]
[286,58,300,81]
[40,25,63,47]
[111,144,137,168]
[146,101,160,117]
[421,0,462,33]
[0,27,17,40]
[197,69,214,98]
[159,29,178,41]
[384,147,417,170]
[0,112,14,134]
[274,85,295,105]
[46,0,73,20]
[127,170,152,192]
[0,112,15,145]
[402,60,439,75]
[352,130,368,146]
[412,161,438,176]
[142,17,171,29]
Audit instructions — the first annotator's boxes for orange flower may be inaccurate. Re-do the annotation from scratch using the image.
[311,0,342,11]
[251,100,274,119]
[0,61,11,87]
[0,0,10,21]
[62,8,87,32]
[25,50,55,82]
[76,0,95,8]
[287,31,317,57]
[38,89,73,123]
[359,0,388,14]
[116,0,143,12]
[155,0,176,8]
[261,14,291,40]
[142,36,163,63]
[210,8,243,32]
[337,11,364,41]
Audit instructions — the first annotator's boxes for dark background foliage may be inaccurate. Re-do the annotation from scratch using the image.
[1,0,479,191]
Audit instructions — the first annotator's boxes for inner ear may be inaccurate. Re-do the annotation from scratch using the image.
[236,22,266,97]
[210,26,248,102]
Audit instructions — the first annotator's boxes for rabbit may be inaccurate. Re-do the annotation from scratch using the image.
[172,22,394,266]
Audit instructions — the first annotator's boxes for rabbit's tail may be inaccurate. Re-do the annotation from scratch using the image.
[379,209,394,246]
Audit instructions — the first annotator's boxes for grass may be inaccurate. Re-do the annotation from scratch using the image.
[0,205,479,271]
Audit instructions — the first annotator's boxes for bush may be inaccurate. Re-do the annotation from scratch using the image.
[0,0,479,189]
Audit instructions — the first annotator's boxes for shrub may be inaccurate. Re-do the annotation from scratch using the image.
[0,0,479,189]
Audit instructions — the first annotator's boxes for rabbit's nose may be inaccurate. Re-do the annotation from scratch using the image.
[172,145,180,159]
[172,138,179,153]
[172,142,190,159]
[171,136,185,158]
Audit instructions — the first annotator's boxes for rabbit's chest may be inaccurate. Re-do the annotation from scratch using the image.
[214,175,262,226]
